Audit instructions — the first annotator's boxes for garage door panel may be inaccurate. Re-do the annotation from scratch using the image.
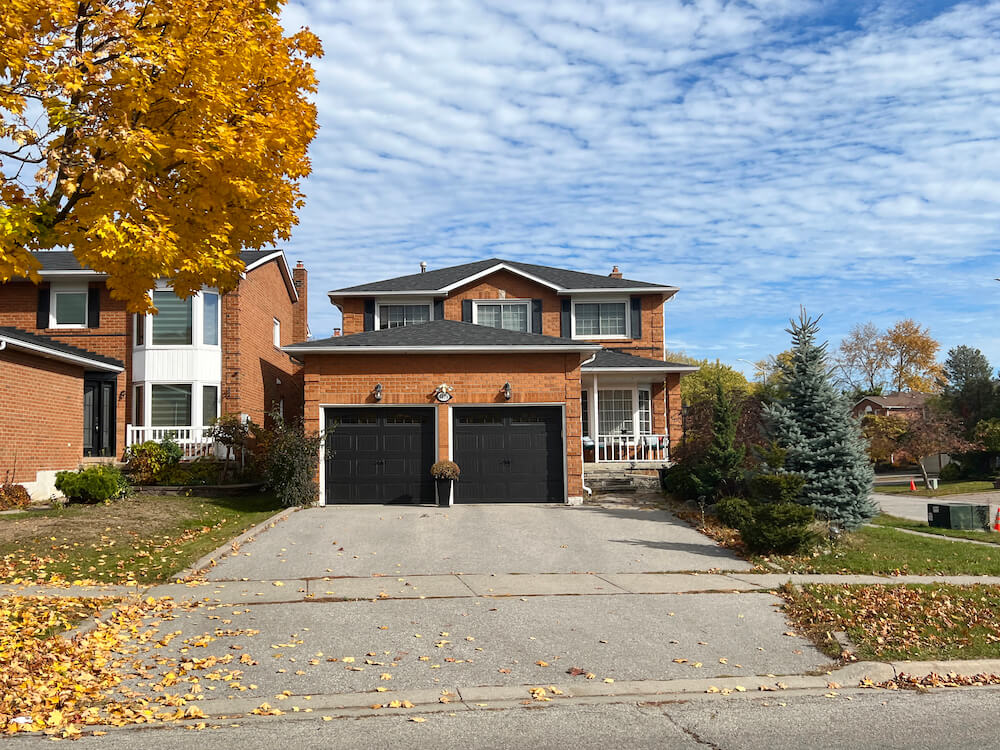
[324,408,435,504]
[453,406,563,503]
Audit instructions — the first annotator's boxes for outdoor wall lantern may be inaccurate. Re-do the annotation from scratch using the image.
[502,381,512,401]
[373,383,383,401]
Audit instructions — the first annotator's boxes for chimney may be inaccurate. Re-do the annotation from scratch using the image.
[292,260,308,343]
[609,265,622,279]
[420,261,427,274]
[333,327,342,337]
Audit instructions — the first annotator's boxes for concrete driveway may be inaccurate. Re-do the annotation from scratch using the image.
[205,503,751,580]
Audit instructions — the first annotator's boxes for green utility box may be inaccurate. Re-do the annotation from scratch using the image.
[927,504,991,531]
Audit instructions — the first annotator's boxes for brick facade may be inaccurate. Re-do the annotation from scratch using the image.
[222,260,304,426]
[303,352,585,498]
[0,349,85,484]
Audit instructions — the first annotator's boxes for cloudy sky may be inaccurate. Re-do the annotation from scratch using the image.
[279,0,1000,373]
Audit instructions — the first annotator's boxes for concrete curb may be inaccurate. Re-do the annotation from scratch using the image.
[177,507,296,580]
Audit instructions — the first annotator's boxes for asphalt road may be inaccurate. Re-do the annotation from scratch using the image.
[12,687,1000,749]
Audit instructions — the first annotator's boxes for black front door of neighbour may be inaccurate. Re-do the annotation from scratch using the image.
[83,375,116,457]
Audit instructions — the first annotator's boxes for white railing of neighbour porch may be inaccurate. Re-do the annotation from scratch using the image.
[595,434,669,463]
[126,425,216,460]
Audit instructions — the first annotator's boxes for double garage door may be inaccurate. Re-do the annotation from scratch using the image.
[324,406,564,504]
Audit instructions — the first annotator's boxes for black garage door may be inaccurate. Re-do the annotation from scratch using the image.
[452,406,564,503]
[324,408,435,504]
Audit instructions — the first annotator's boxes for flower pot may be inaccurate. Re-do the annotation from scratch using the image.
[435,478,454,507]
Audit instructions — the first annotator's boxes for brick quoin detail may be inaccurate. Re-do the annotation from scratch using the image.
[303,352,585,498]
[0,349,85,482]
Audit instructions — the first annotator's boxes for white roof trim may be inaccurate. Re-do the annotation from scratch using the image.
[0,335,123,373]
[560,286,678,295]
[583,365,699,373]
[438,263,564,293]
[283,344,602,355]
[328,290,447,299]
[37,270,103,278]
[243,250,298,302]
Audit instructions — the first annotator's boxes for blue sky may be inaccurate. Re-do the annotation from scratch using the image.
[278,0,1000,375]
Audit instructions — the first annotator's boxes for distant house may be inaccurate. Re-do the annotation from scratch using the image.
[851,392,931,420]
[0,251,308,499]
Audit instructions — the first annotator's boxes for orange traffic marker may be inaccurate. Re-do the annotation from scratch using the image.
[909,479,917,492]
[993,508,1000,533]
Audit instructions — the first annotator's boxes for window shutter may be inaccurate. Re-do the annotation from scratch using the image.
[36,288,50,329]
[630,296,641,339]
[88,287,101,328]
[433,299,444,320]
[462,299,473,323]
[560,299,571,338]
[531,299,543,334]
[363,299,375,331]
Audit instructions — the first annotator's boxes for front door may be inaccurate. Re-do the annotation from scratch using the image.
[83,375,116,457]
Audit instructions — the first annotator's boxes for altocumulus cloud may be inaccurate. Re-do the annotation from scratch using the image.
[278,0,1000,369]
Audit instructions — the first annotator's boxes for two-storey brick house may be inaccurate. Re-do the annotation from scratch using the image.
[285,259,696,505]
[0,250,308,499]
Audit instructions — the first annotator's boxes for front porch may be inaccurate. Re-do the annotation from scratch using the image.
[125,425,218,460]
[581,375,672,465]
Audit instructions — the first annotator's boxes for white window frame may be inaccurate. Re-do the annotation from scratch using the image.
[471,298,532,332]
[375,299,432,330]
[50,285,89,329]
[571,297,629,340]
[135,284,221,350]
[134,380,222,428]
[273,317,281,347]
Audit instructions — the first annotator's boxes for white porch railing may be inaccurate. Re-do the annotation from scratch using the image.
[126,424,216,460]
[591,434,670,463]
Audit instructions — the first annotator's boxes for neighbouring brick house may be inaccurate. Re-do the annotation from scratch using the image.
[285,259,696,505]
[851,392,931,420]
[0,250,307,499]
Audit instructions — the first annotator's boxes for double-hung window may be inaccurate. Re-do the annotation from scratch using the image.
[52,289,88,328]
[475,301,529,332]
[574,302,626,337]
[379,304,430,329]
[151,291,193,345]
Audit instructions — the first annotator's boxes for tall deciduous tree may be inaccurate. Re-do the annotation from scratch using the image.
[1,0,321,310]
[764,310,876,531]
[861,414,908,465]
[834,322,890,394]
[882,319,944,393]
[679,359,752,408]
[898,409,977,487]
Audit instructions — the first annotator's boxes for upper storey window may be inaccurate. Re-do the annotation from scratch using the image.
[474,301,529,332]
[151,291,192,345]
[574,301,627,338]
[378,304,430,329]
[137,289,219,348]
[52,289,88,328]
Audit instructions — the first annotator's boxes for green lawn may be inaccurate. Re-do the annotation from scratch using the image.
[873,514,1000,545]
[0,494,283,585]
[875,480,996,497]
[782,583,1000,660]
[765,524,1000,576]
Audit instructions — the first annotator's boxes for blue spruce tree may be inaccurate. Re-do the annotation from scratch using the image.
[763,310,876,531]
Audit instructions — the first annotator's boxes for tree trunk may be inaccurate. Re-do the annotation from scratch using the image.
[918,458,930,489]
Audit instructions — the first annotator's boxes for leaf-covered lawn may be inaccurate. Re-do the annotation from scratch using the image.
[763,525,1000,576]
[875,481,996,497]
[0,494,282,585]
[782,584,1000,661]
[873,514,1000,545]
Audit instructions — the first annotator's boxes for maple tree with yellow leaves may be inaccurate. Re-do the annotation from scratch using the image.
[0,0,321,310]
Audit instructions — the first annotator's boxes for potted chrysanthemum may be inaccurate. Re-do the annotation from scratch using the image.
[430,460,460,507]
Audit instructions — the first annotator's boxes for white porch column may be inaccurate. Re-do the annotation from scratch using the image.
[589,375,599,442]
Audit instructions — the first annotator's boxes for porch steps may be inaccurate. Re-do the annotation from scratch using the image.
[585,465,664,497]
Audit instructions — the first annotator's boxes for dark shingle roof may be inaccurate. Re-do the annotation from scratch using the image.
[0,326,124,370]
[285,319,601,352]
[33,250,279,273]
[858,392,931,409]
[329,258,675,295]
[583,349,699,371]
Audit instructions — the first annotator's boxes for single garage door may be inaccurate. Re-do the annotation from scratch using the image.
[452,406,564,503]
[324,407,435,504]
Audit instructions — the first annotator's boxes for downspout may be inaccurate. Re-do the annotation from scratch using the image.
[580,353,597,499]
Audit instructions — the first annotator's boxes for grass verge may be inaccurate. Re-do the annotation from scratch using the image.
[782,583,1000,661]
[763,525,1000,576]
[0,494,283,585]
[875,480,996,497]
[873,514,1000,545]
